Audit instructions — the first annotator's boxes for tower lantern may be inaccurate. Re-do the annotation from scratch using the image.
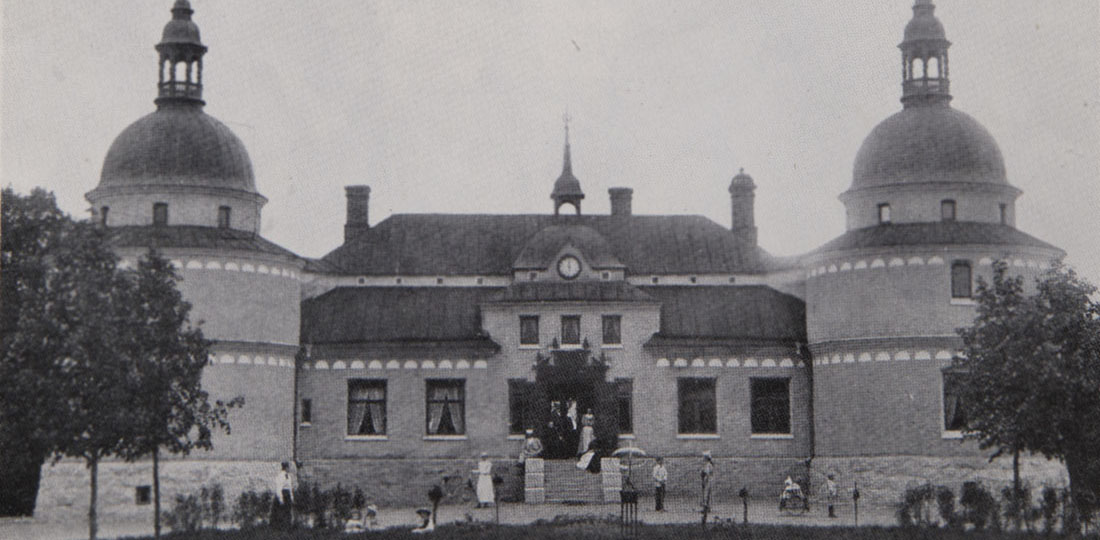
[900,0,951,107]
[155,0,208,105]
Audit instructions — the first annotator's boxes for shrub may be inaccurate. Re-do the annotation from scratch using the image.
[1040,486,1061,535]
[897,484,940,527]
[330,483,354,530]
[935,486,960,529]
[200,484,225,529]
[1002,483,1041,532]
[959,481,1000,532]
[162,493,202,533]
[232,489,273,529]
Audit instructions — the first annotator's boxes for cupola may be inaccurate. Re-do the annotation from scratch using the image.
[550,119,585,216]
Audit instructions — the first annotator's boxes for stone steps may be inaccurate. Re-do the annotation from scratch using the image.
[544,460,604,503]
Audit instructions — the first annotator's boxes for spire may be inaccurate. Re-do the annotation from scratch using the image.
[899,0,951,107]
[551,114,585,216]
[155,0,208,106]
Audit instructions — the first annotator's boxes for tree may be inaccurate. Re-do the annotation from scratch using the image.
[955,260,1100,526]
[114,250,242,539]
[0,187,72,516]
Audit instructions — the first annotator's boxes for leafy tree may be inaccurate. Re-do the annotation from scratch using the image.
[955,260,1100,526]
[113,250,241,538]
[0,187,73,516]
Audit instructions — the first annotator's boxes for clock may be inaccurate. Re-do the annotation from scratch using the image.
[557,256,581,280]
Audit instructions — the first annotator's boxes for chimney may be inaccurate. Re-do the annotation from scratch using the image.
[729,168,757,246]
[344,185,371,243]
[609,187,633,216]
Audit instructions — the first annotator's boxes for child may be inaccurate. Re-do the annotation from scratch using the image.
[826,473,839,518]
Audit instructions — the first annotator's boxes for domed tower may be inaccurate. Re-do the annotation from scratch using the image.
[804,0,1063,496]
[42,1,303,520]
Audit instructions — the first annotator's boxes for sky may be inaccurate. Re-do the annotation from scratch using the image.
[2,1,1098,285]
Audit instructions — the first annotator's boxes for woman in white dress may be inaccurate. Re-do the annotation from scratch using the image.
[473,452,494,508]
[577,409,596,455]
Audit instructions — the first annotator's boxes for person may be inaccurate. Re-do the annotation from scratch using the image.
[700,451,715,512]
[652,457,668,511]
[577,408,596,455]
[473,452,494,508]
[825,473,839,518]
[519,428,543,465]
[272,461,294,530]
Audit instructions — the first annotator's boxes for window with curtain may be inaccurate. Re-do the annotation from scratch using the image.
[347,380,386,435]
[602,315,622,345]
[508,379,536,434]
[943,371,967,431]
[561,315,581,345]
[678,377,716,433]
[952,261,972,298]
[520,316,539,345]
[426,379,465,435]
[300,398,312,424]
[750,378,791,434]
[616,378,633,434]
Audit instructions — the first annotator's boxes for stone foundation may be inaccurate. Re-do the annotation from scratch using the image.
[301,458,525,508]
[34,459,281,523]
[813,455,1069,505]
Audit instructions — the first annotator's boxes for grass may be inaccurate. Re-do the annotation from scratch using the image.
[126,521,1069,540]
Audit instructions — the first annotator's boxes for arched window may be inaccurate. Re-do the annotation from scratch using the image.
[941,199,956,221]
[877,203,892,224]
[999,203,1008,225]
[951,261,972,298]
[912,58,925,79]
[153,203,168,226]
[217,206,231,229]
[100,206,109,227]
[927,56,940,79]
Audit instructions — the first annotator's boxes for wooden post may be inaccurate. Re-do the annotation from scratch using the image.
[89,457,98,540]
[153,448,161,539]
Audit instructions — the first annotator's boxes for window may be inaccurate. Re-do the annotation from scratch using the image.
[347,380,386,435]
[426,379,465,435]
[941,200,956,221]
[750,378,791,434]
[135,486,152,505]
[217,206,231,229]
[951,261,972,298]
[942,370,967,431]
[300,398,312,424]
[602,315,621,345]
[508,379,536,434]
[153,202,168,226]
[999,203,1008,225]
[520,316,539,346]
[616,378,633,434]
[877,203,891,224]
[100,206,109,226]
[561,316,581,346]
[678,378,716,434]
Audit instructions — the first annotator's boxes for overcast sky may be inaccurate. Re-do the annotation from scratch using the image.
[2,1,1098,284]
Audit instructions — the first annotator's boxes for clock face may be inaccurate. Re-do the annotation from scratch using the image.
[557,256,582,279]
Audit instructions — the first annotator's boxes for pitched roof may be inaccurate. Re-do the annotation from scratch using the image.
[491,281,656,303]
[301,287,504,346]
[106,225,298,259]
[813,222,1061,254]
[321,214,770,276]
[639,286,806,345]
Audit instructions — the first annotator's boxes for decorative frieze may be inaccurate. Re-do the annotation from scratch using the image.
[305,359,489,370]
[115,257,300,282]
[655,357,805,368]
[812,349,958,367]
[807,255,1049,279]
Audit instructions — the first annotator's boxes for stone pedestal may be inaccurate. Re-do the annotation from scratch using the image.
[601,457,622,503]
[524,458,545,504]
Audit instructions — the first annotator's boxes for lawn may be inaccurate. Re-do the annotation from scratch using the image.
[128,522,1064,540]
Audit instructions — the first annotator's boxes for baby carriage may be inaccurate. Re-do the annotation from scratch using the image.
[778,476,809,515]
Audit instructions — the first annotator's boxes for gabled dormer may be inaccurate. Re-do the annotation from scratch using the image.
[512,224,625,283]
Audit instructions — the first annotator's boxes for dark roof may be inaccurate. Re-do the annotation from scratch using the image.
[321,214,770,276]
[639,286,806,345]
[492,281,656,303]
[105,225,299,259]
[813,222,1062,254]
[301,287,504,345]
[851,105,1005,191]
[96,106,256,194]
[513,225,624,270]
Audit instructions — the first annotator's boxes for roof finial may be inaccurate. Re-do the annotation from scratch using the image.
[562,112,573,173]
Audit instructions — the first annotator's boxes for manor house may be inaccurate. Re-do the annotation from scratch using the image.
[35,0,1069,519]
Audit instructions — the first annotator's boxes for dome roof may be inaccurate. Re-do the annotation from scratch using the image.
[160,1,201,46]
[903,13,945,42]
[850,105,1006,191]
[98,105,256,193]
